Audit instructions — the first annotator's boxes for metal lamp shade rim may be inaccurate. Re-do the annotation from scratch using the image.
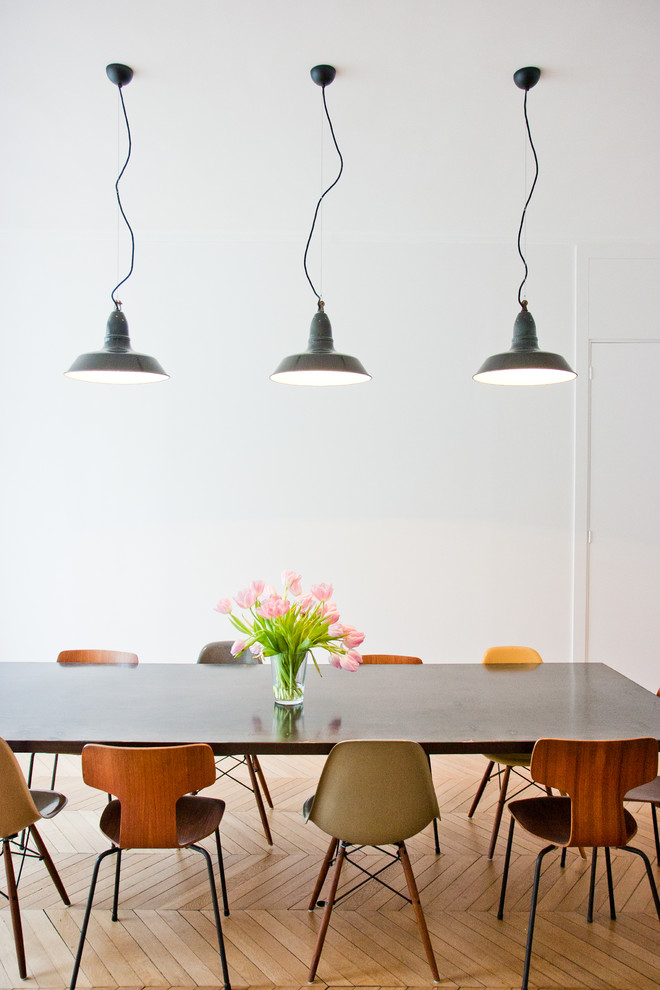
[270,351,371,387]
[473,348,577,386]
[65,349,169,385]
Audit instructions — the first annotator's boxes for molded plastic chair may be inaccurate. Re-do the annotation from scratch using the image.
[303,739,441,984]
[361,654,423,664]
[359,653,439,852]
[625,688,660,863]
[497,737,660,990]
[1,738,70,980]
[468,645,546,857]
[70,743,230,990]
[198,640,274,845]
[27,650,139,792]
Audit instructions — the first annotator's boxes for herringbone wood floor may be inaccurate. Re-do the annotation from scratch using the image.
[1,752,659,990]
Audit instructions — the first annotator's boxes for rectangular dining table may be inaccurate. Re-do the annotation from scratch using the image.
[1,660,659,756]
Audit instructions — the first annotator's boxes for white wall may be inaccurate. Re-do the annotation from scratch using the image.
[1,1,658,675]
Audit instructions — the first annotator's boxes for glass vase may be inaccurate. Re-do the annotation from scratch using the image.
[271,651,308,707]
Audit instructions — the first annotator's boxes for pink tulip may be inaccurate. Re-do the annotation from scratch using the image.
[340,649,362,672]
[264,584,277,598]
[234,586,259,609]
[250,579,265,596]
[249,642,264,659]
[311,583,333,602]
[213,598,232,614]
[297,593,315,614]
[328,653,342,668]
[257,595,291,619]
[327,622,345,638]
[281,570,303,596]
[322,601,340,624]
[231,637,250,656]
[342,625,365,649]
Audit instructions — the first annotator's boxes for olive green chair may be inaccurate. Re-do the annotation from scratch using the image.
[303,739,441,984]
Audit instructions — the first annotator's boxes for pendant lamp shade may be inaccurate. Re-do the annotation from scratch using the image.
[65,310,168,384]
[271,65,370,387]
[65,64,168,385]
[270,304,370,386]
[473,66,576,387]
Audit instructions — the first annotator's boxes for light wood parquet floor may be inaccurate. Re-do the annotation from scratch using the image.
[1,751,659,990]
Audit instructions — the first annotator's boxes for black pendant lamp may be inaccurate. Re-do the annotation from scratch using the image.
[473,67,576,386]
[65,64,168,385]
[270,65,370,387]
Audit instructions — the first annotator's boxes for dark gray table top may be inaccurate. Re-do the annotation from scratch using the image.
[1,661,658,755]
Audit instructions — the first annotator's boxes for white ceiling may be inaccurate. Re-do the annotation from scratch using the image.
[3,0,659,247]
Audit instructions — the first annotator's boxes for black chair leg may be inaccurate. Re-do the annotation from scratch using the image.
[50,753,59,790]
[620,844,660,920]
[560,846,567,868]
[604,846,616,920]
[651,804,660,865]
[587,847,598,922]
[191,843,231,990]
[214,828,230,916]
[468,760,495,818]
[521,844,554,990]
[497,815,516,919]
[70,847,117,990]
[432,815,441,855]
[111,848,122,921]
[488,765,511,859]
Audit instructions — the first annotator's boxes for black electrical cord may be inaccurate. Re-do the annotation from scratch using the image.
[303,84,344,303]
[110,84,135,309]
[516,88,539,308]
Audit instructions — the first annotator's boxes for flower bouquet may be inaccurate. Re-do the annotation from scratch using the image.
[215,571,364,706]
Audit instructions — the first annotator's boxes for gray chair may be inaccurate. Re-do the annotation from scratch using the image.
[198,641,274,844]
[625,687,660,864]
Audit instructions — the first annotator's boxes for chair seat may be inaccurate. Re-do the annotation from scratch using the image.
[509,795,639,847]
[30,789,67,819]
[100,795,225,848]
[626,777,660,804]
[483,752,532,767]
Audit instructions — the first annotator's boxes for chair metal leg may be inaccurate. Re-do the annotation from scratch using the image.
[50,753,59,790]
[29,824,70,905]
[620,844,660,920]
[497,815,516,919]
[399,840,440,983]
[27,753,36,788]
[424,753,441,854]
[191,843,231,990]
[468,760,495,818]
[560,846,567,868]
[308,837,338,911]
[252,755,273,809]
[214,828,230,917]
[587,847,598,923]
[488,764,511,859]
[111,848,121,921]
[70,846,117,990]
[3,837,27,980]
[651,804,660,865]
[604,846,616,920]
[521,844,554,990]
[246,756,273,845]
[308,840,346,984]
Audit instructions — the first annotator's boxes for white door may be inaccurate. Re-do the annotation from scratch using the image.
[587,340,660,691]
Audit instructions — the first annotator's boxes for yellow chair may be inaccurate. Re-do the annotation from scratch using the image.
[497,736,660,990]
[468,646,545,858]
[304,739,441,984]
[0,738,70,980]
[198,640,274,844]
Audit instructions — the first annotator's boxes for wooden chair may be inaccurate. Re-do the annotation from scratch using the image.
[625,688,660,863]
[304,739,441,985]
[497,737,660,990]
[360,653,439,853]
[198,641,274,845]
[69,743,230,990]
[26,650,139,791]
[361,654,423,664]
[0,738,70,980]
[468,645,546,858]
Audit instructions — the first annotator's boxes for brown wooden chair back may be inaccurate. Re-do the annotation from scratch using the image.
[482,646,542,665]
[81,744,216,848]
[530,737,658,847]
[57,649,138,666]
[361,654,422,664]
